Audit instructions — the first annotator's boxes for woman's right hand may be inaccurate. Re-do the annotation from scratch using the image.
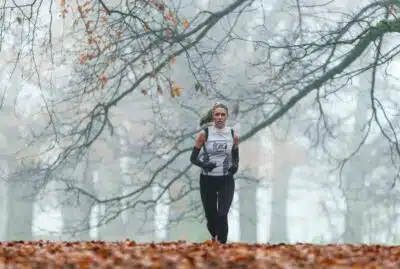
[202,162,217,172]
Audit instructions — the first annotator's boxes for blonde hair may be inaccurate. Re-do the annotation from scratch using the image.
[199,103,229,126]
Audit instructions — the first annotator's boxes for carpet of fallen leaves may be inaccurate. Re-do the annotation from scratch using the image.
[0,240,398,268]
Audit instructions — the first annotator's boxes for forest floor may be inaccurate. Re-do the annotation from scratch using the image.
[0,240,398,268]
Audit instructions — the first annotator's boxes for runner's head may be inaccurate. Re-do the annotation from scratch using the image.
[200,102,228,129]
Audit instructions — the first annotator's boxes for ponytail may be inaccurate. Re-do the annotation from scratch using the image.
[199,108,213,126]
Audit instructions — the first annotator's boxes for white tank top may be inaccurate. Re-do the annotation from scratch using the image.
[199,126,234,176]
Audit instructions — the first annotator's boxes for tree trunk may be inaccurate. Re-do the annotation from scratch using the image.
[269,167,290,243]
[343,156,365,243]
[239,179,258,243]
[5,165,36,241]
[122,191,155,242]
[0,173,6,240]
[342,71,370,243]
[61,158,94,241]
[267,127,304,244]
[96,173,125,242]
[119,148,155,242]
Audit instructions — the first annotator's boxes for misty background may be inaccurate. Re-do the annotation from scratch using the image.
[0,0,398,245]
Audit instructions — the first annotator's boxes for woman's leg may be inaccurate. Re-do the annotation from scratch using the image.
[199,174,218,239]
[216,175,235,244]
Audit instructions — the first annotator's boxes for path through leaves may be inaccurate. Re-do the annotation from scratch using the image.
[0,240,398,268]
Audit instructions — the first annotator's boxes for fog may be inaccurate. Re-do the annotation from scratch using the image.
[0,0,399,245]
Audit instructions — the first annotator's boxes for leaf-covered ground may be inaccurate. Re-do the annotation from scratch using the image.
[0,240,398,268]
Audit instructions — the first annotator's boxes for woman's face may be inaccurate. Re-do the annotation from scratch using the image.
[213,107,227,128]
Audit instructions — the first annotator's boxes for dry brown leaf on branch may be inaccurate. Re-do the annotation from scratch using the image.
[170,83,183,97]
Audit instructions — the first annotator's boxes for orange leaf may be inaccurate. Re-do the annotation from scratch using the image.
[79,53,87,64]
[183,19,189,29]
[78,261,89,269]
[99,73,108,88]
[171,83,183,97]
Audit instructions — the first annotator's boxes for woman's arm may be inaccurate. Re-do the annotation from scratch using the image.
[233,132,239,148]
[190,130,215,171]
[194,130,206,149]
[229,132,239,175]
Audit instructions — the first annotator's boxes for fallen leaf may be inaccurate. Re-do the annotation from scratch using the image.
[0,241,397,268]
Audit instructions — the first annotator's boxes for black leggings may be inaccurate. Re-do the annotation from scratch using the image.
[199,174,235,244]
